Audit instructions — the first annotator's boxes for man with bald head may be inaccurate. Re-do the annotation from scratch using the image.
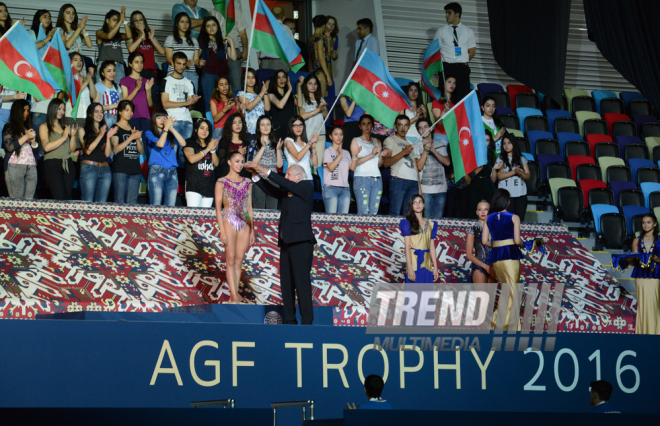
[246,161,317,324]
[258,6,295,71]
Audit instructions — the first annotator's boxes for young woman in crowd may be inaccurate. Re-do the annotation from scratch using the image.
[39,99,79,200]
[400,195,439,283]
[217,113,249,178]
[0,86,27,135]
[184,118,219,208]
[68,53,97,127]
[309,15,331,97]
[56,4,92,53]
[2,100,39,199]
[165,13,200,92]
[210,76,238,141]
[95,61,122,129]
[145,109,187,206]
[78,103,116,202]
[630,213,660,334]
[215,151,254,304]
[340,96,366,151]
[481,95,506,158]
[325,16,339,90]
[495,133,530,220]
[431,75,458,216]
[238,68,270,137]
[0,3,17,37]
[268,70,295,142]
[403,82,428,141]
[466,200,494,283]
[110,100,143,204]
[416,118,450,218]
[198,16,236,114]
[284,115,318,182]
[251,116,283,210]
[350,114,389,215]
[120,52,154,133]
[127,11,164,92]
[482,189,524,330]
[297,74,327,167]
[322,125,352,214]
[30,10,57,55]
[96,8,132,83]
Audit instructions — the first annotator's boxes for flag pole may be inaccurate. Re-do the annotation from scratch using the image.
[419,89,474,139]
[243,0,259,95]
[311,48,368,137]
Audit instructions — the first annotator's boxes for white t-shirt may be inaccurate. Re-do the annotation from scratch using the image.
[420,138,448,194]
[302,98,326,135]
[404,109,421,141]
[496,155,528,197]
[161,75,194,123]
[284,137,313,181]
[384,135,421,181]
[434,23,476,64]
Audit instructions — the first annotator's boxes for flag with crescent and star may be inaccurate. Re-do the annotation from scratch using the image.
[343,50,412,129]
[0,22,59,101]
[421,39,444,102]
[43,29,78,106]
[442,90,488,181]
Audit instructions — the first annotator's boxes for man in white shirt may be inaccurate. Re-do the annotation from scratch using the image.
[172,0,210,39]
[435,2,476,102]
[211,3,250,91]
[383,115,422,216]
[258,6,294,71]
[352,18,380,68]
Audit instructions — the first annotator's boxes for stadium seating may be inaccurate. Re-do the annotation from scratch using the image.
[496,106,514,116]
[527,130,554,154]
[576,163,602,181]
[546,109,572,135]
[564,88,590,113]
[538,154,564,182]
[555,187,585,222]
[620,91,645,107]
[557,132,583,157]
[586,134,613,159]
[591,90,618,114]
[547,162,572,180]
[565,140,590,158]
[509,129,525,138]
[600,98,625,115]
[477,83,504,98]
[597,212,628,250]
[580,179,607,207]
[549,178,576,206]
[646,137,660,159]
[522,152,535,162]
[594,143,620,160]
[633,115,658,135]
[622,205,649,234]
[607,165,633,184]
[554,117,579,135]
[629,100,653,117]
[516,137,531,153]
[536,139,561,157]
[591,204,619,234]
[526,161,542,195]
[568,155,595,180]
[604,112,633,136]
[610,181,637,206]
[641,182,660,208]
[490,91,511,109]
[572,96,597,113]
[649,191,660,210]
[616,135,644,158]
[624,144,649,162]
[517,107,545,134]
[619,188,644,207]
[507,84,534,110]
[638,167,660,185]
[515,92,540,110]
[598,157,625,182]
[499,114,520,130]
[576,111,602,136]
[613,120,638,138]
[641,123,660,139]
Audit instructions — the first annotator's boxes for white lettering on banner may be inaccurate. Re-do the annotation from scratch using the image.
[400,345,424,388]
[523,348,546,391]
[150,340,183,386]
[190,340,220,387]
[323,344,349,388]
[232,342,255,387]
[471,348,495,390]
[357,344,389,383]
[285,343,314,388]
[434,347,461,389]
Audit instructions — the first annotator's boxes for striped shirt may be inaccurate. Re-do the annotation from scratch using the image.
[164,35,200,75]
[95,82,121,115]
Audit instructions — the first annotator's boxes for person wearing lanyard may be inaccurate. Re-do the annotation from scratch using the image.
[434,3,476,102]
[352,18,380,68]
[171,0,209,39]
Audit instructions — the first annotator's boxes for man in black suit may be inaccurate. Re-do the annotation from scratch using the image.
[245,161,316,325]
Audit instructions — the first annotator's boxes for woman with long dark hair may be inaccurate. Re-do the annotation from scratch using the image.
[110,100,143,204]
[284,115,318,182]
[400,194,439,283]
[68,52,97,127]
[164,12,200,92]
[94,60,122,128]
[251,116,283,210]
[268,70,295,142]
[209,76,238,140]
[198,16,236,114]
[78,103,116,202]
[631,214,660,334]
[238,68,270,136]
[96,8,132,83]
[127,11,164,92]
[30,9,57,55]
[402,82,427,140]
[218,113,249,176]
[120,51,154,133]
[495,133,530,220]
[39,98,79,200]
[466,200,494,283]
[0,3,16,38]
[184,118,219,208]
[309,15,331,97]
[350,114,389,215]
[297,74,327,165]
[145,108,187,206]
[482,189,525,330]
[2,100,39,199]
[56,4,92,53]
[322,125,352,214]
[481,95,506,158]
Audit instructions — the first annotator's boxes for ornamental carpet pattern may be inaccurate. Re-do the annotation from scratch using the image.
[0,199,635,333]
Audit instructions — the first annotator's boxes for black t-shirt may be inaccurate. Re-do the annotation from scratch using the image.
[111,125,142,175]
[185,138,216,198]
[83,130,109,163]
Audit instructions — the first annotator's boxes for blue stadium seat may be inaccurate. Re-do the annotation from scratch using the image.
[591,90,618,114]
[628,159,655,184]
[616,136,643,158]
[206,111,213,124]
[557,132,584,157]
[527,130,554,155]
[477,83,504,98]
[610,181,637,207]
[537,154,564,182]
[622,205,649,234]
[633,115,658,135]
[620,92,645,107]
[641,182,660,208]
[546,109,572,136]
[496,106,514,116]
[517,107,544,134]
[591,204,619,234]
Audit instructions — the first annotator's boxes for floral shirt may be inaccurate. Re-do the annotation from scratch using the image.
[64,30,83,54]
[238,91,265,134]
[8,143,37,166]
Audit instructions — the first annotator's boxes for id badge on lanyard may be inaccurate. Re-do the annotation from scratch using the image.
[454,46,462,58]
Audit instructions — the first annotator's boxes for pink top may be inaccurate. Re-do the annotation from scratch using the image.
[323,147,351,188]
[8,144,37,166]
[217,177,252,231]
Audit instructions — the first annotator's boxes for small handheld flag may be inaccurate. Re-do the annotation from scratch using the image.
[421,39,444,102]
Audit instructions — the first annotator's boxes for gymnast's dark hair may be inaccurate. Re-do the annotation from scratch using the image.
[405,194,425,235]
[491,189,510,213]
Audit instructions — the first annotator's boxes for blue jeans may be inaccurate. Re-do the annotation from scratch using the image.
[423,192,447,218]
[113,173,141,204]
[388,176,419,216]
[172,120,193,167]
[353,176,382,215]
[148,165,178,206]
[200,72,218,113]
[183,71,199,94]
[322,185,351,214]
[80,163,112,202]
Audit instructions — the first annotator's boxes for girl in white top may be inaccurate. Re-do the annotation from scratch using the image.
[56,4,92,53]
[297,74,327,171]
[66,53,97,125]
[401,83,427,141]
[284,115,319,181]
[350,114,390,215]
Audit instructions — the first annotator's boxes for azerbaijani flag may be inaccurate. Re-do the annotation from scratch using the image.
[343,50,411,129]
[0,22,59,101]
[36,24,50,57]
[43,29,77,105]
[213,0,236,35]
[251,0,304,72]
[70,62,83,118]
[442,91,488,181]
[421,39,444,102]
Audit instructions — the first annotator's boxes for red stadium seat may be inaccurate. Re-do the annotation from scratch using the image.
[604,113,631,136]
[579,179,607,207]
[568,155,595,182]
[586,134,613,159]
[507,84,534,110]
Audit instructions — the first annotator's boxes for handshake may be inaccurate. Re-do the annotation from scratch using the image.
[244,161,266,176]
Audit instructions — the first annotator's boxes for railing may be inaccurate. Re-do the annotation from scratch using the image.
[270,400,315,426]
[190,399,236,409]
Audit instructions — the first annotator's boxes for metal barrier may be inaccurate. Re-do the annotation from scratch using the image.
[270,400,315,426]
[190,399,236,409]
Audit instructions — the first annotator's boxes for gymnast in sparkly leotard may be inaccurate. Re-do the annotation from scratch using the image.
[215,151,255,304]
